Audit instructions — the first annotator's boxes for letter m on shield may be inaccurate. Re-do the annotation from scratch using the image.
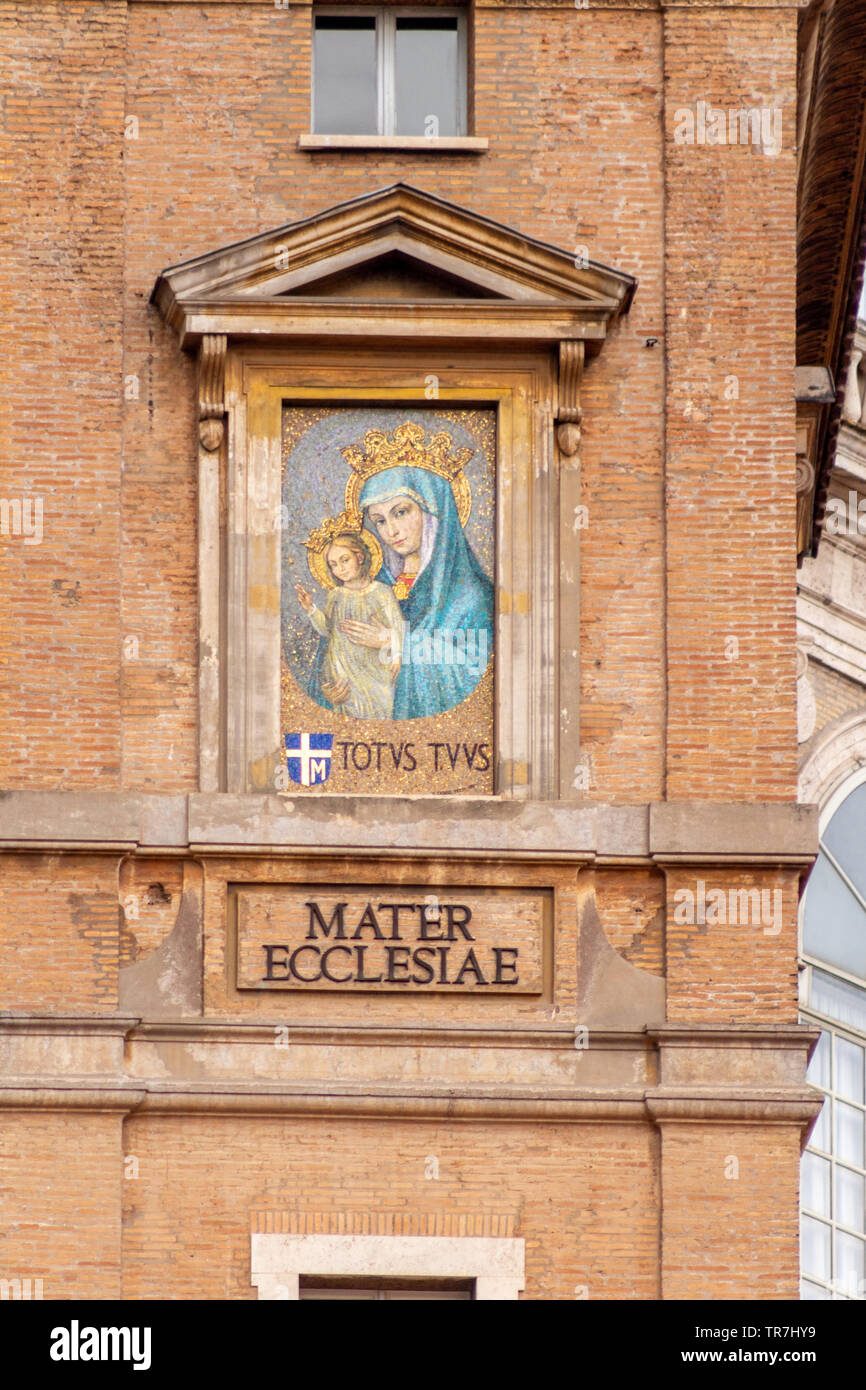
[285,732,333,786]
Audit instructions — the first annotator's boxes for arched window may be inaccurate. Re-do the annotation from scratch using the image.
[800,772,866,1299]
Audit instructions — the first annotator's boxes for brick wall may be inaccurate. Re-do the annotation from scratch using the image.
[0,0,809,1304]
[121,1114,659,1300]
[0,0,126,789]
[664,868,800,1023]
[660,1123,800,1299]
[662,9,798,801]
[0,3,800,802]
[0,1112,123,1299]
[0,854,119,1013]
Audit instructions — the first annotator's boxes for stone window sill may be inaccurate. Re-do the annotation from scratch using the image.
[298,134,488,154]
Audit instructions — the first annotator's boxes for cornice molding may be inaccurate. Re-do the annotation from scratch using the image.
[0,1082,821,1129]
[151,183,634,352]
[0,792,817,861]
[134,0,810,8]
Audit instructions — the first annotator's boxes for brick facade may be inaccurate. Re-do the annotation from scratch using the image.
[0,0,820,1301]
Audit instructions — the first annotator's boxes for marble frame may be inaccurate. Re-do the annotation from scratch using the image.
[213,347,562,799]
[250,1233,525,1301]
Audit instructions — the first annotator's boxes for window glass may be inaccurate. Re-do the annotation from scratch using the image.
[810,1094,830,1153]
[314,16,378,135]
[800,781,866,1298]
[833,1229,865,1292]
[801,1215,831,1281]
[835,1035,865,1104]
[800,1278,830,1299]
[809,968,866,1033]
[395,18,460,137]
[835,1100,865,1168]
[802,852,866,980]
[835,1165,865,1233]
[312,10,465,137]
[802,1151,831,1217]
[807,1028,831,1088]
[821,783,866,899]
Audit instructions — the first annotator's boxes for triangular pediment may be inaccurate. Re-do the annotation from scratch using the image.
[278,249,506,301]
[153,184,635,346]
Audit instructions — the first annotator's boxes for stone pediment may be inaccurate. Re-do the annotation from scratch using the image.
[278,250,506,301]
[152,183,635,350]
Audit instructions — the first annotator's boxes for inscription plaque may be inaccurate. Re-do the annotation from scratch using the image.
[233,885,549,994]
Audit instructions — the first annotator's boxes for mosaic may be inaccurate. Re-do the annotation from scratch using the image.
[281,407,495,794]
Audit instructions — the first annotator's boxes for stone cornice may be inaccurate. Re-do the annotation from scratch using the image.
[0,1016,816,1047]
[0,792,817,862]
[135,0,810,8]
[798,592,866,685]
[0,1015,139,1035]
[0,1019,820,1133]
[152,182,634,353]
[0,1083,821,1128]
[648,1023,818,1047]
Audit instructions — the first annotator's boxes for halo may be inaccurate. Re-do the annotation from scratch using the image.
[346,470,471,528]
[304,518,383,591]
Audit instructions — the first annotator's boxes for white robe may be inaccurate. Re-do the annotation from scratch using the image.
[308,580,403,719]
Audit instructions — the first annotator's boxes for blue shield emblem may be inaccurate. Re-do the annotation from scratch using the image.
[285,732,333,787]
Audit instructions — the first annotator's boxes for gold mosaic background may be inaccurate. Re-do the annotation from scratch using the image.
[280,405,495,795]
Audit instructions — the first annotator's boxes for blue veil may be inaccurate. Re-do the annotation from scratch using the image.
[360,465,494,719]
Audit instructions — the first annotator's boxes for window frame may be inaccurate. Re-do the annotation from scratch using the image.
[799,766,866,1299]
[800,768,866,987]
[799,1011,866,1299]
[251,1232,525,1299]
[224,350,558,800]
[312,5,468,138]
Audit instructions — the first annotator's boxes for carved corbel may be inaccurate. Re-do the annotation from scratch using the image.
[795,453,815,498]
[197,334,226,791]
[198,334,227,450]
[556,340,584,457]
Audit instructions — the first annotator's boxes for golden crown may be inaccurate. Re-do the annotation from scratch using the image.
[302,510,383,589]
[342,421,473,480]
[303,510,368,554]
[342,421,473,526]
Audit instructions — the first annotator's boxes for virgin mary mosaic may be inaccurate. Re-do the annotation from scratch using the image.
[281,408,495,794]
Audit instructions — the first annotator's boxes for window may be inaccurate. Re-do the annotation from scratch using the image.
[799,777,866,1300]
[313,7,467,137]
[299,1277,473,1299]
[250,1232,525,1299]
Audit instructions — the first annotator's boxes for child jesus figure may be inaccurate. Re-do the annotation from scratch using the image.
[295,529,403,719]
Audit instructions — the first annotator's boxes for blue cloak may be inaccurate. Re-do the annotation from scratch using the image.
[360,465,494,719]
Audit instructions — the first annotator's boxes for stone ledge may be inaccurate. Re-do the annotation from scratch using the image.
[0,792,819,861]
[140,0,811,8]
[298,135,488,153]
[0,1015,140,1033]
[649,801,817,860]
[0,792,188,848]
[0,1082,822,1131]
